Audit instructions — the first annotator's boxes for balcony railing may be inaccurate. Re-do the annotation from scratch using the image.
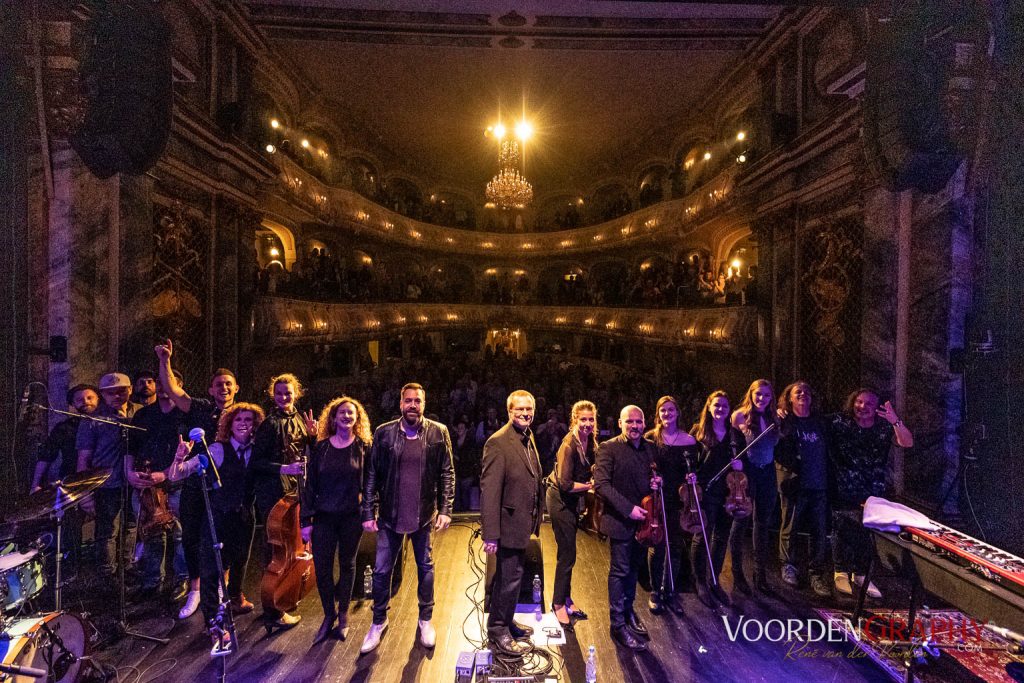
[254,298,759,356]
[269,154,741,256]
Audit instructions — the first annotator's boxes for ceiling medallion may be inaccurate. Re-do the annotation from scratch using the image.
[485,140,533,209]
[498,11,527,27]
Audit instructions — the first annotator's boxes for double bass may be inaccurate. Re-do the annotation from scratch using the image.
[260,442,316,630]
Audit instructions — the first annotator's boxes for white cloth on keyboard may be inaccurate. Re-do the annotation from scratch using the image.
[861,496,939,532]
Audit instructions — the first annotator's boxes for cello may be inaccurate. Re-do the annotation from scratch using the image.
[260,442,316,631]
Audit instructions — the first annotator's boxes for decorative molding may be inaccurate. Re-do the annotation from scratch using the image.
[254,299,758,356]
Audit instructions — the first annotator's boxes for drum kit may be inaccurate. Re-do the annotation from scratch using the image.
[0,468,112,682]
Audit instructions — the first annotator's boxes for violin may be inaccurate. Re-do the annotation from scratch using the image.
[260,440,316,626]
[677,473,705,535]
[635,463,664,547]
[137,466,175,542]
[724,470,753,519]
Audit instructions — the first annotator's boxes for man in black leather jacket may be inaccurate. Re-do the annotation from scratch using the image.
[359,383,454,653]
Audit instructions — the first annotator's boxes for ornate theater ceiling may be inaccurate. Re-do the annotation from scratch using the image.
[245,1,782,199]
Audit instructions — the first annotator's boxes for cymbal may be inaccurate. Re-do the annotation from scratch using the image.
[3,468,112,525]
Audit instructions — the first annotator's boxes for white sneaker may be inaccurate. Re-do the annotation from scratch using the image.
[834,572,853,595]
[418,619,436,648]
[178,590,201,619]
[360,619,388,654]
[853,575,882,598]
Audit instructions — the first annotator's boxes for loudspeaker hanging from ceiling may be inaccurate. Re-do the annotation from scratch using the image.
[862,5,962,194]
[70,2,172,179]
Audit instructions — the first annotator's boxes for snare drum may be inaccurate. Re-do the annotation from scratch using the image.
[0,612,85,682]
[0,551,44,614]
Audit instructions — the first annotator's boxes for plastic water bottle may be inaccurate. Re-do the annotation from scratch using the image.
[586,645,597,682]
[532,574,542,604]
[363,565,373,597]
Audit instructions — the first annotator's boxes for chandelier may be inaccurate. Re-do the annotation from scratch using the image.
[486,139,533,209]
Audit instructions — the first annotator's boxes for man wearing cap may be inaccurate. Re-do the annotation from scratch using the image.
[154,338,241,618]
[127,369,189,596]
[76,372,143,577]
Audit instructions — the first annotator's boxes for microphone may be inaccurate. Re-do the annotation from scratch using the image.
[17,385,32,425]
[0,662,48,678]
[188,428,222,490]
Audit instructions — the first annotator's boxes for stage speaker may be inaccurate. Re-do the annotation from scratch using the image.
[70,3,172,179]
[863,10,960,194]
[355,531,405,599]
[484,537,544,612]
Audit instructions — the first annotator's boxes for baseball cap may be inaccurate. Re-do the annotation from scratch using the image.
[98,372,131,391]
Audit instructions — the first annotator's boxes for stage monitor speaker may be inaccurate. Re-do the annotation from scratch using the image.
[484,537,544,612]
[863,10,961,194]
[70,3,172,179]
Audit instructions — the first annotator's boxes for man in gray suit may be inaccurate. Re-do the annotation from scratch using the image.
[480,390,542,655]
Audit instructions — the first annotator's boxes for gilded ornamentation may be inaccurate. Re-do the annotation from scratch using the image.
[151,202,202,320]
[802,228,861,349]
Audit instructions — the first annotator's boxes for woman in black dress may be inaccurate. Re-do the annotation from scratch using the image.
[645,395,701,615]
[300,396,372,643]
[690,390,745,606]
[545,400,597,630]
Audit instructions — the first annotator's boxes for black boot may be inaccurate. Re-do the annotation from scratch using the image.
[313,614,337,645]
[611,625,647,651]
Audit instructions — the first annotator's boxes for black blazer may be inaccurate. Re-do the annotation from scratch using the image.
[593,435,657,541]
[480,422,542,550]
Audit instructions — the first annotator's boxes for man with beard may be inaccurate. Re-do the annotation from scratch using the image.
[360,383,454,654]
[30,384,99,579]
[76,372,143,576]
[480,390,543,655]
[134,371,158,407]
[594,405,660,652]
[155,339,240,618]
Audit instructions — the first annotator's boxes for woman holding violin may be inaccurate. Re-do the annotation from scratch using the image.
[251,373,318,628]
[731,380,780,593]
[300,397,372,643]
[545,400,597,631]
[645,396,700,615]
[689,390,745,607]
[169,402,265,655]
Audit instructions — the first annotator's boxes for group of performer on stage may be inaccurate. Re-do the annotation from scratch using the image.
[37,338,914,656]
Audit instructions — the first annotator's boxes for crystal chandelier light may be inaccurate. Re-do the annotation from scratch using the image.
[486,139,533,209]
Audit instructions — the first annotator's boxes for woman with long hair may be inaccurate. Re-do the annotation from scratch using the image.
[775,381,831,597]
[300,396,373,643]
[545,400,597,630]
[828,388,913,598]
[251,373,318,628]
[690,391,744,606]
[169,402,265,655]
[731,380,780,593]
[645,396,700,615]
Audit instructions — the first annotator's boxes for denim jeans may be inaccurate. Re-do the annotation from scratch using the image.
[133,488,186,588]
[94,487,136,575]
[371,523,434,624]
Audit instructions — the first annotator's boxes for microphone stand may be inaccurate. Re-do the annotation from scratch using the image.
[656,479,675,602]
[192,447,235,683]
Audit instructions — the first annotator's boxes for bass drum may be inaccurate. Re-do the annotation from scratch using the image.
[0,612,86,682]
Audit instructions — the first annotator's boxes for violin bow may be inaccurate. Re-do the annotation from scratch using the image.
[707,422,778,487]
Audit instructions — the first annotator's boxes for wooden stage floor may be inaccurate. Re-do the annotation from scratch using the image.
[93,521,892,682]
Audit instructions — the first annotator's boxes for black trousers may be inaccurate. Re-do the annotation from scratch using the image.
[487,546,525,638]
[778,487,828,574]
[311,511,362,624]
[649,504,691,595]
[179,485,204,581]
[608,536,645,629]
[546,487,580,607]
[745,461,778,576]
[832,505,871,574]
[199,507,255,625]
[691,494,733,584]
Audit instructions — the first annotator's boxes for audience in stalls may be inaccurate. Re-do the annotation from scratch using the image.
[258,253,757,309]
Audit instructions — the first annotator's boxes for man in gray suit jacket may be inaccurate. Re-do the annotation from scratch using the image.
[480,390,542,655]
